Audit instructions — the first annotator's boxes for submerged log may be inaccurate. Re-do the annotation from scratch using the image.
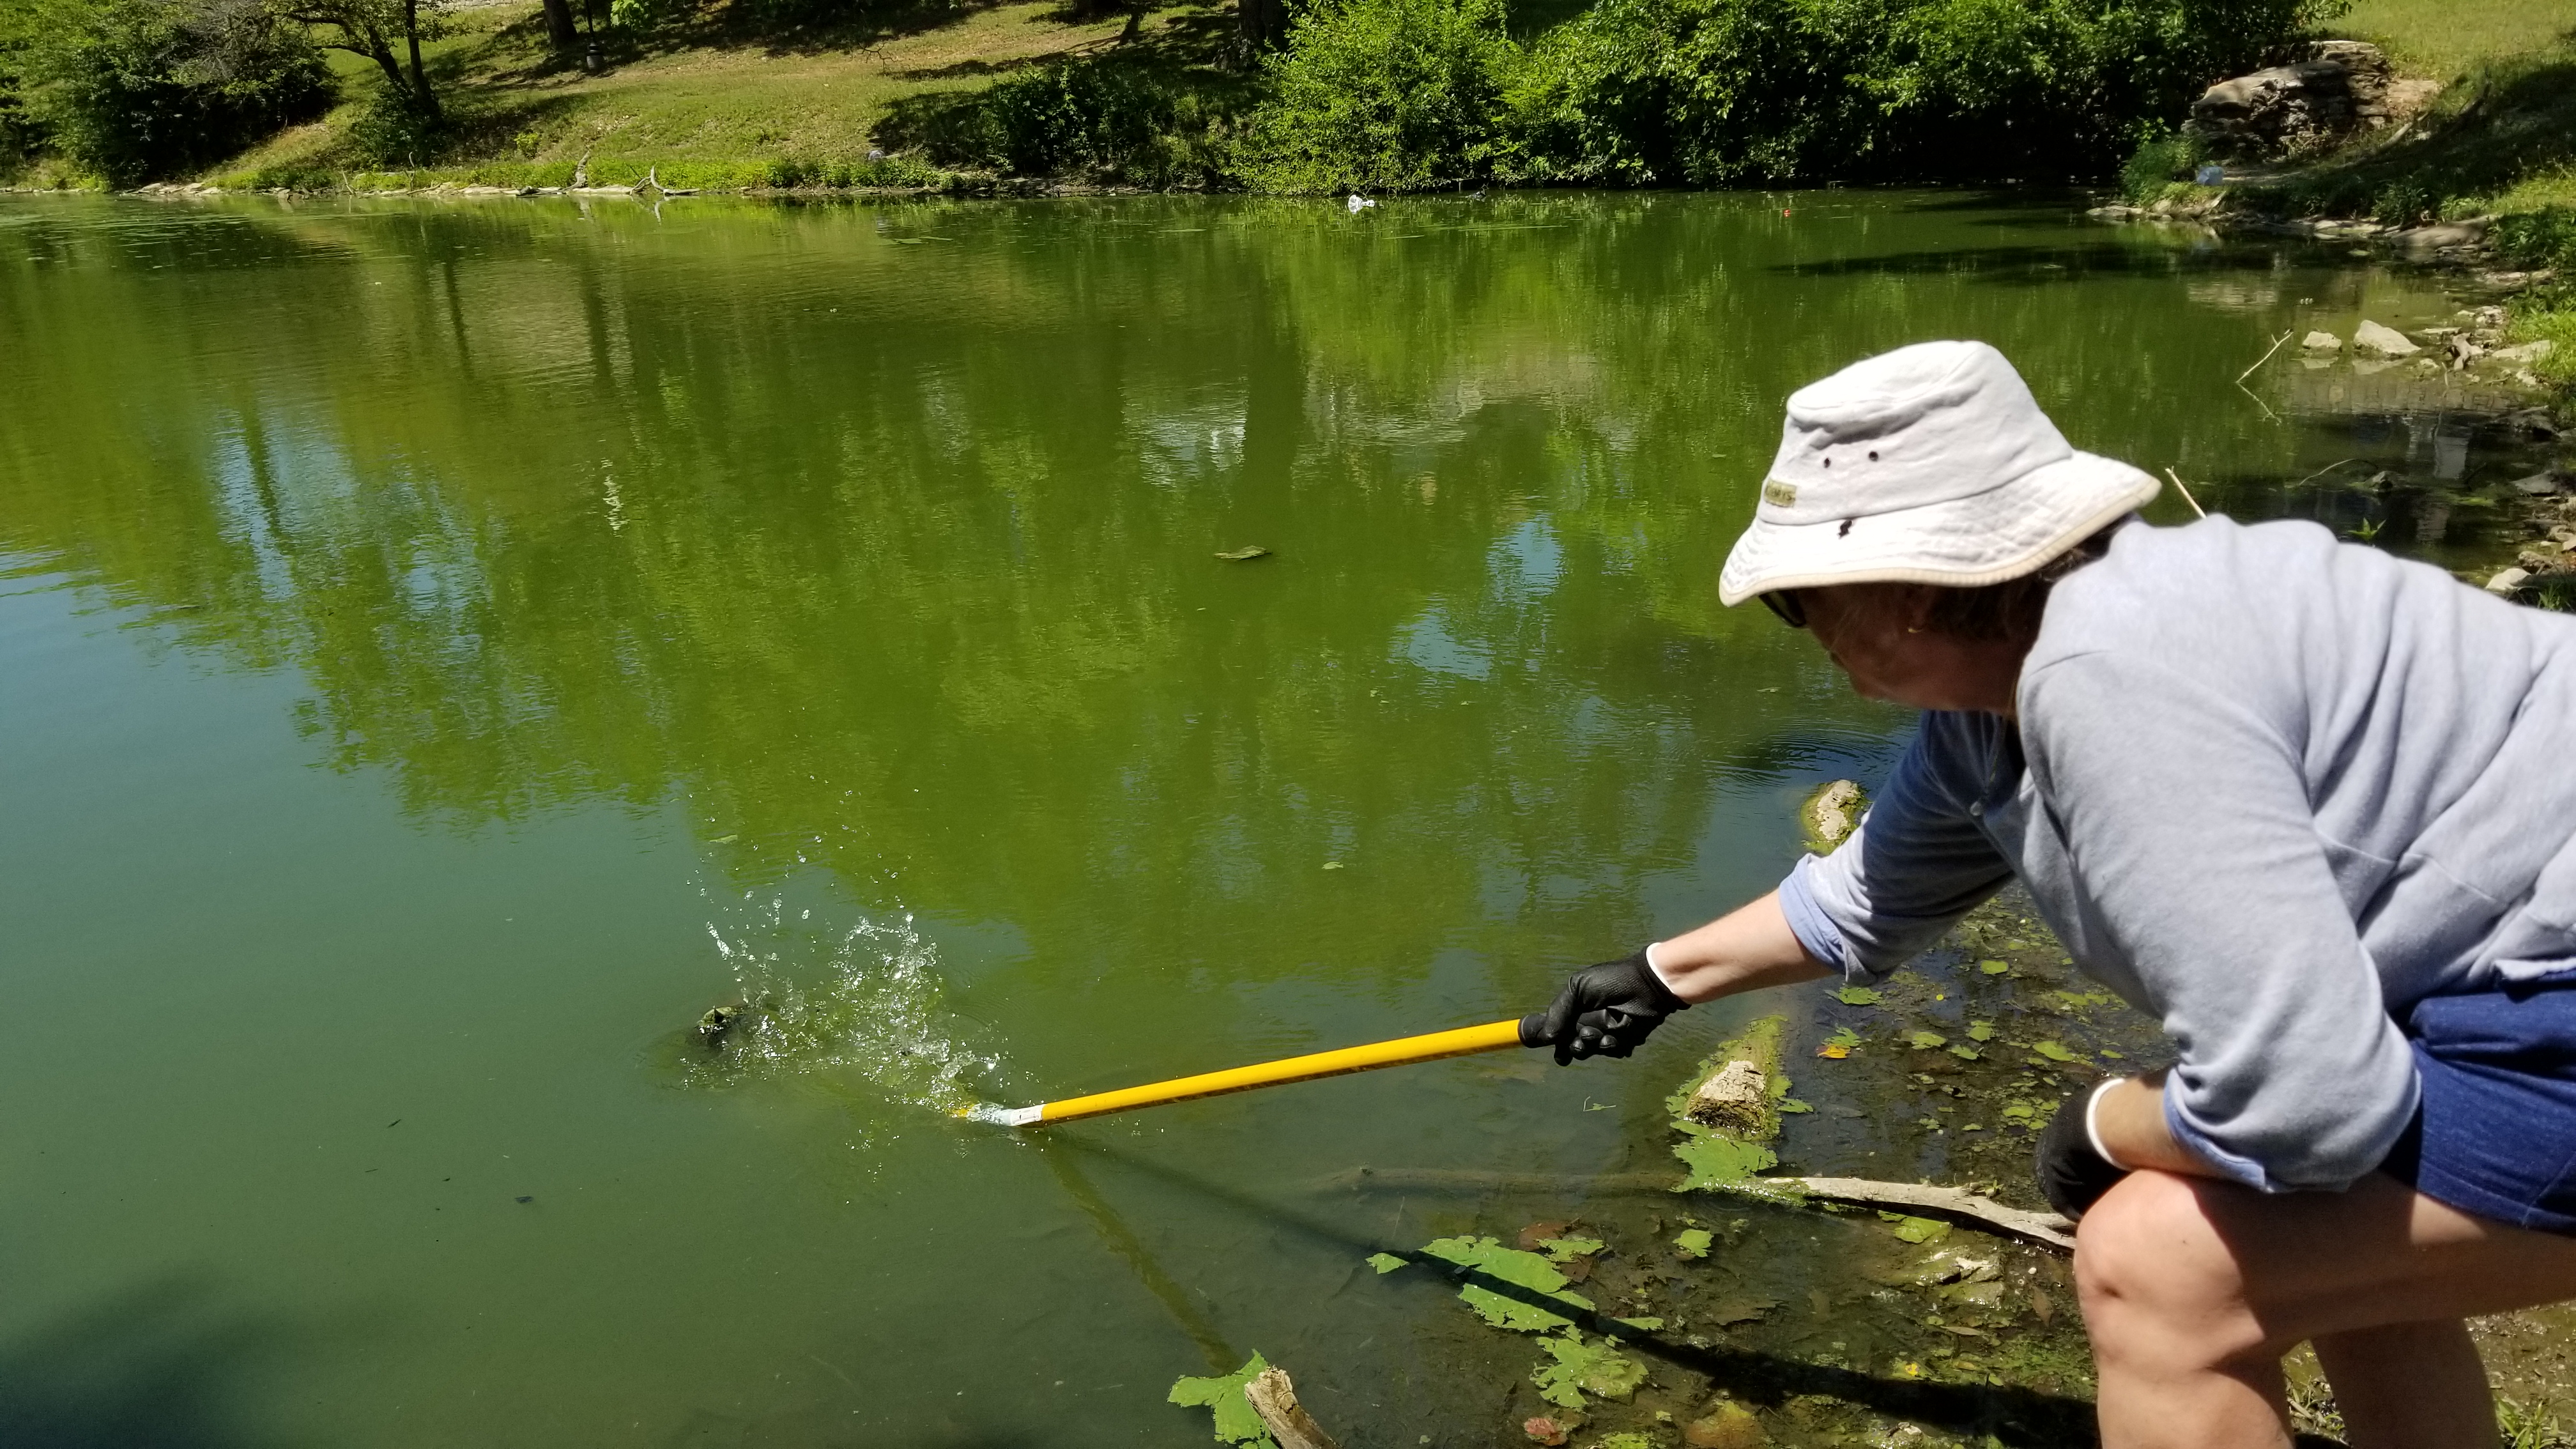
[1243,1367,1340,1449]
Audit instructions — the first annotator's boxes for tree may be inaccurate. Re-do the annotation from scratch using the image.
[280,0,441,121]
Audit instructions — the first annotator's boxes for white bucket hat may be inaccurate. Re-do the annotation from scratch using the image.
[1717,341,2160,607]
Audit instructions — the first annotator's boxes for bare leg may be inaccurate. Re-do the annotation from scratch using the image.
[2073,1170,2576,1449]
[2312,1320,2495,1449]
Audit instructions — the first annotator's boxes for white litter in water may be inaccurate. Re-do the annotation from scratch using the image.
[1346,194,1376,213]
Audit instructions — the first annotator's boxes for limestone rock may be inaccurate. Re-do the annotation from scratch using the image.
[2187,40,2392,160]
[2352,319,2421,356]
[2510,473,2566,497]
[1685,1060,1770,1130]
[1804,778,1864,847]
[2492,340,2556,365]
[2487,567,2532,595]
[2301,331,2342,351]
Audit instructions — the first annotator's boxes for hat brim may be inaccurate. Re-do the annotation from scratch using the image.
[1717,451,2161,606]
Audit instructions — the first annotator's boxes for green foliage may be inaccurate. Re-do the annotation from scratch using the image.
[1671,1227,1713,1258]
[1168,1354,1279,1448]
[1537,1235,1603,1261]
[2120,128,2200,201]
[1833,985,1882,1006]
[1237,0,1519,193]
[1365,1251,1408,1273]
[1673,1133,1777,1185]
[884,56,1239,186]
[765,152,944,188]
[1498,0,2331,188]
[1530,1332,1646,1407]
[347,86,445,168]
[610,0,694,34]
[1418,1235,1597,1332]
[1883,1212,1952,1243]
[10,0,332,184]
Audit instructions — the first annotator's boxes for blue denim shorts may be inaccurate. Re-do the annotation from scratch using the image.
[2380,980,2576,1236]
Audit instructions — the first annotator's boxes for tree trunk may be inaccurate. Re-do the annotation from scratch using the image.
[540,0,578,49]
[402,0,440,121]
[1238,0,1284,51]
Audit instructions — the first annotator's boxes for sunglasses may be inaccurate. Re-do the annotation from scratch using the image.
[1759,589,1807,629]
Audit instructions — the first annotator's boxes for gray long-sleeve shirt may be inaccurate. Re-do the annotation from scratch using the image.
[1779,516,2576,1191]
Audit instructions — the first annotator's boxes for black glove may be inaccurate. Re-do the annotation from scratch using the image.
[2034,1080,2129,1221]
[1523,948,1689,1065]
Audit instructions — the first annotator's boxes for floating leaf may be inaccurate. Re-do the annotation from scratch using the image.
[1948,1045,1982,1061]
[1885,1215,1952,1245]
[1169,1354,1279,1447]
[1321,861,1344,870]
[1419,1237,1595,1333]
[2099,1048,2125,1060]
[1213,546,1273,562]
[1966,1021,1997,1041]
[1531,1334,1646,1408]
[1673,1228,1714,1259]
[1538,1236,1604,1263]
[1815,1025,1861,1060]
[1673,1135,1777,1188]
[1907,1031,1947,1050]
[1979,960,2010,975]
[1832,986,1882,1006]
[2030,1040,2080,1062]
[1595,1434,1655,1449]
[2000,1102,2035,1120]
[709,834,739,845]
[1777,1097,1814,1114]
[1366,1252,1408,1274]
[1613,1315,1663,1331]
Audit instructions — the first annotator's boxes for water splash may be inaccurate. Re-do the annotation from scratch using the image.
[678,891,1000,1119]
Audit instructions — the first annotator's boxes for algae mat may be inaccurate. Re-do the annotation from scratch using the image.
[0,189,2540,1445]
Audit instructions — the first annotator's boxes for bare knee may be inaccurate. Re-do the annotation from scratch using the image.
[2075,1171,2275,1372]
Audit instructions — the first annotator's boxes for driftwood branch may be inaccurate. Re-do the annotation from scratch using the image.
[1316,1166,2074,1252]
[1769,1176,2075,1252]
[1243,1367,1340,1449]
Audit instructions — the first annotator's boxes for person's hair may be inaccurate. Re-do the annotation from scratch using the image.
[1919,523,2121,641]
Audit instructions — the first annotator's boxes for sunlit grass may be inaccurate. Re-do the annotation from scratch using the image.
[2334,0,2576,83]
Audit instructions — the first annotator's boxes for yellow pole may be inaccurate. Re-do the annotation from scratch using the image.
[964,1017,1535,1128]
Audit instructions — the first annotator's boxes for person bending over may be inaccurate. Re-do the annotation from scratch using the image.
[1536,339,2576,1449]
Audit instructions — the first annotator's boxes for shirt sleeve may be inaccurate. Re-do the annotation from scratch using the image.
[2020,650,2420,1192]
[1796,712,2017,984]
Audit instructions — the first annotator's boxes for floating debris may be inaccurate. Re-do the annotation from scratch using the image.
[1214,546,1273,562]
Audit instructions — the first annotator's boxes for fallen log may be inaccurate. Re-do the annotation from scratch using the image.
[1316,1167,1678,1195]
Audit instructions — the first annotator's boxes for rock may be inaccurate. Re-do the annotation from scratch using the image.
[1685,1060,1770,1130]
[2510,473,2566,497]
[1805,778,1864,846]
[2352,320,2421,356]
[1682,1402,1769,1449]
[2301,330,2343,351]
[2487,567,2532,595]
[2491,340,2556,365]
[2187,40,2391,160]
[2393,220,2488,256]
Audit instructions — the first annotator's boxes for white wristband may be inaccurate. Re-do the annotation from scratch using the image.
[1643,941,1682,997]
[2083,1077,2129,1171]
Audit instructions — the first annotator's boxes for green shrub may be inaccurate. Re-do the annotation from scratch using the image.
[1495,0,2330,188]
[884,59,1234,185]
[13,0,332,185]
[2119,129,2200,201]
[346,86,446,168]
[1239,0,1517,192]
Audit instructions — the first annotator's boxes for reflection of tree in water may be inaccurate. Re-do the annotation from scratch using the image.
[0,195,2340,1007]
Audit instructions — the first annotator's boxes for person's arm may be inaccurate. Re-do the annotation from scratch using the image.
[1650,890,1833,1003]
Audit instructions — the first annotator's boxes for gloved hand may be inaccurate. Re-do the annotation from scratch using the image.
[1523,948,1689,1066]
[2034,1078,2131,1220]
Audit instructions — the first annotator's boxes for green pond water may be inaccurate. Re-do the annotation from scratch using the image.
[0,190,2550,1447]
